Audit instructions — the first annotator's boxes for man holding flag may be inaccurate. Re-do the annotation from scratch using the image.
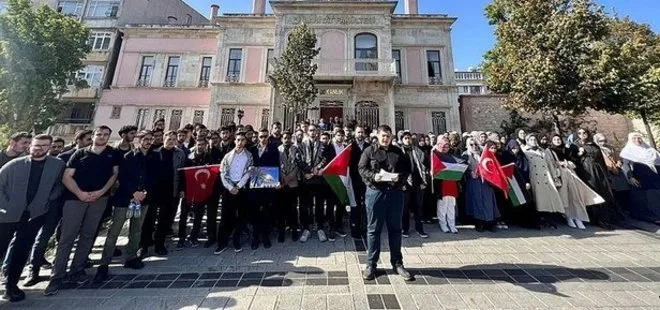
[320,129,355,241]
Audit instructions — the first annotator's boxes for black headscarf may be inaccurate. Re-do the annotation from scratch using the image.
[505,139,529,176]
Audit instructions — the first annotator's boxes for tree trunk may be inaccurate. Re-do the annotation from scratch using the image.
[640,109,658,149]
[552,112,562,136]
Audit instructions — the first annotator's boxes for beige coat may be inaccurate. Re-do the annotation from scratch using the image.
[523,147,565,214]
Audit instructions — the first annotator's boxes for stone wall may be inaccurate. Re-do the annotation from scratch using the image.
[459,94,636,146]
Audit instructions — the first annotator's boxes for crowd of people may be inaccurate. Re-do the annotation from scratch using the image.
[0,117,658,302]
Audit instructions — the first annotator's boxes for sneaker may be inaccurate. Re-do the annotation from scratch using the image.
[175,240,186,251]
[439,224,450,233]
[124,258,144,270]
[300,229,311,243]
[402,231,410,238]
[335,227,347,238]
[394,265,414,281]
[44,278,62,296]
[68,270,88,285]
[38,257,53,269]
[137,247,148,259]
[575,220,586,230]
[214,246,227,255]
[317,229,328,243]
[23,267,41,287]
[189,239,200,248]
[204,239,216,248]
[328,230,336,242]
[2,285,25,302]
[362,266,376,281]
[417,231,429,238]
[449,227,458,234]
[94,265,109,283]
[234,246,243,253]
[291,230,299,242]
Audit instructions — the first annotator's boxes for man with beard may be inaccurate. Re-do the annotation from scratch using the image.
[0,132,31,168]
[247,128,280,249]
[176,129,191,157]
[321,129,353,241]
[150,129,164,151]
[294,129,305,146]
[218,126,235,157]
[276,131,301,242]
[0,135,65,302]
[349,126,369,238]
[49,137,66,157]
[177,138,219,249]
[94,131,160,283]
[114,125,137,156]
[298,124,328,242]
[268,122,283,146]
[152,118,165,131]
[400,132,429,238]
[45,126,120,296]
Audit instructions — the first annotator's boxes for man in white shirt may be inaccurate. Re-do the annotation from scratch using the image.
[217,132,253,254]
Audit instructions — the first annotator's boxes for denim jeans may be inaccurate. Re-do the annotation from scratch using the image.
[365,187,404,268]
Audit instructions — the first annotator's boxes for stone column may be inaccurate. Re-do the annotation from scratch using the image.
[207,89,220,129]
[385,83,395,127]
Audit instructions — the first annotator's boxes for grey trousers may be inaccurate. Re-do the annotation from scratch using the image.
[99,206,148,266]
[52,198,108,280]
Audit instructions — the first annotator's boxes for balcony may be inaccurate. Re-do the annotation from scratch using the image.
[313,59,397,81]
[49,122,92,137]
[455,71,484,81]
[225,74,240,83]
[429,76,443,85]
[62,86,100,99]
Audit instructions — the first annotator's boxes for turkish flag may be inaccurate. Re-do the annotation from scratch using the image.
[476,150,509,197]
[183,165,221,204]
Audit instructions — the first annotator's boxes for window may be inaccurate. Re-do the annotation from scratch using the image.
[136,108,150,130]
[261,109,270,128]
[75,65,104,87]
[164,56,180,87]
[57,1,83,16]
[226,49,242,82]
[193,110,205,124]
[266,49,274,74]
[137,56,155,86]
[458,86,469,94]
[169,110,183,130]
[110,106,121,119]
[395,111,404,132]
[153,109,166,124]
[355,33,378,71]
[431,112,447,134]
[87,0,119,18]
[89,32,112,51]
[392,49,402,83]
[426,50,442,85]
[469,86,482,94]
[199,57,212,87]
[221,108,235,125]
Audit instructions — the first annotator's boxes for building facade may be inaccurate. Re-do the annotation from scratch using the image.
[94,0,461,134]
[455,70,488,95]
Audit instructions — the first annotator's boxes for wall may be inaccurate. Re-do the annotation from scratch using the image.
[119,0,208,26]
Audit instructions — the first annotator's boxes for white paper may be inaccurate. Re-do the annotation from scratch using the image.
[378,169,399,182]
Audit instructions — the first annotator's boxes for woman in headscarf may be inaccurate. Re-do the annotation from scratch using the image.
[504,139,538,229]
[493,137,516,229]
[463,138,500,232]
[619,132,660,224]
[523,134,566,223]
[432,137,465,233]
[547,134,604,229]
[513,128,527,147]
[538,134,549,149]
[572,128,622,229]
[593,133,630,210]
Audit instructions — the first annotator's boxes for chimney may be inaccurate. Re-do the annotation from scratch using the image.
[210,4,219,20]
[252,0,266,15]
[404,0,418,15]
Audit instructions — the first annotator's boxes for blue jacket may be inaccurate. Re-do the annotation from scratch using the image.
[113,149,161,208]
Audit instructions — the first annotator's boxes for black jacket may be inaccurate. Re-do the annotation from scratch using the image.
[349,141,370,188]
[114,149,161,207]
[358,144,411,191]
[298,138,328,184]
[250,144,280,167]
[402,145,428,189]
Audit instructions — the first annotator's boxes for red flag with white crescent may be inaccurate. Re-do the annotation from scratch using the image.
[476,150,509,197]
[183,165,221,204]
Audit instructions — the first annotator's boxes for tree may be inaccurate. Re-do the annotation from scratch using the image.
[0,0,89,133]
[499,108,529,137]
[483,0,612,135]
[594,17,659,148]
[269,23,320,125]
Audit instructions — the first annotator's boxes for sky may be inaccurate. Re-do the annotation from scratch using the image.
[184,0,660,71]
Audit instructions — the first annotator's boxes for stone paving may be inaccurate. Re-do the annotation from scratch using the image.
[2,222,660,309]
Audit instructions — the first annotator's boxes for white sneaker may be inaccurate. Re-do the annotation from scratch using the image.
[300,229,311,243]
[575,220,586,230]
[317,230,328,242]
[449,226,458,234]
[567,218,577,228]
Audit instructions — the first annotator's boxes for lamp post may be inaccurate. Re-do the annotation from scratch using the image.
[237,109,245,125]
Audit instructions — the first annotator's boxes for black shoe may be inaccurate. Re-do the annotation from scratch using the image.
[291,230,299,242]
[189,239,200,248]
[175,240,186,251]
[417,231,429,238]
[69,270,89,285]
[263,238,272,249]
[214,245,227,255]
[3,286,26,302]
[394,265,414,281]
[475,224,485,232]
[23,267,41,287]
[94,265,109,283]
[113,248,122,257]
[335,227,347,238]
[204,239,216,248]
[362,266,376,281]
[124,258,145,270]
[137,247,148,259]
[251,239,259,250]
[85,259,93,268]
[277,233,285,243]
[155,246,168,256]
[328,230,336,242]
[402,231,409,238]
[44,278,62,296]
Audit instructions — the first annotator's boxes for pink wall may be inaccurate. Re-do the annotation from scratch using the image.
[319,31,346,74]
[410,109,427,133]
[245,48,263,83]
[406,48,422,85]
[99,88,210,107]
[115,54,141,87]
[124,38,217,54]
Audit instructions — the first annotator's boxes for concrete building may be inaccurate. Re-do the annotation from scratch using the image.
[1,0,208,137]
[95,0,461,134]
[455,70,488,95]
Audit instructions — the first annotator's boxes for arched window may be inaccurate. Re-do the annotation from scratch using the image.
[354,33,378,71]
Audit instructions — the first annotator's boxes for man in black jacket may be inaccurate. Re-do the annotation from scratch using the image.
[358,125,413,281]
[349,126,369,239]
[248,128,280,249]
[321,129,349,241]
[297,124,328,242]
[400,132,428,238]
[94,131,160,282]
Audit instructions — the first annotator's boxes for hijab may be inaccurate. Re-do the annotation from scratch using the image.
[619,132,660,173]
[505,139,529,174]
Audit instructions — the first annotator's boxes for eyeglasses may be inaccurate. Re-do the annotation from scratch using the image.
[259,135,268,138]
[469,144,477,146]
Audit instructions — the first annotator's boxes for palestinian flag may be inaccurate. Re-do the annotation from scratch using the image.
[322,144,352,206]
[431,152,468,181]
[501,163,527,207]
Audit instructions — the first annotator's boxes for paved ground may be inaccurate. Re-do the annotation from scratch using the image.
[2,221,660,309]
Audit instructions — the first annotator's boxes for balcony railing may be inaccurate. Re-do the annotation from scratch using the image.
[163,78,177,88]
[313,59,397,80]
[455,71,484,81]
[429,76,443,85]
[136,78,150,87]
[198,79,209,88]
[49,122,92,137]
[225,74,240,83]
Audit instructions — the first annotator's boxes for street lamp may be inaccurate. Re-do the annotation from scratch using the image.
[237,109,245,125]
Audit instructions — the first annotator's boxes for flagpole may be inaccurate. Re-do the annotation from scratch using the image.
[177,164,222,171]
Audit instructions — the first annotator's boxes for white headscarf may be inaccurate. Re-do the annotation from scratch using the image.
[619,132,660,173]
